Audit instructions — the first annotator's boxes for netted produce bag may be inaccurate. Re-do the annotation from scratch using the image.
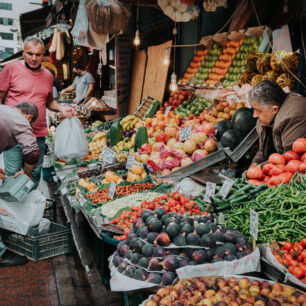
[86,0,131,35]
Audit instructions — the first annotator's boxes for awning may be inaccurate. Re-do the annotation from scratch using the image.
[20,5,55,39]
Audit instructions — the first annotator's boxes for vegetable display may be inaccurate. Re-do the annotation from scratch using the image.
[224,173,306,243]
[144,276,305,306]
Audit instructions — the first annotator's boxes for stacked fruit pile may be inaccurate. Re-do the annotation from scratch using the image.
[180,49,207,84]
[223,36,261,87]
[143,276,305,305]
[193,43,222,86]
[161,90,192,112]
[241,50,298,90]
[111,207,253,286]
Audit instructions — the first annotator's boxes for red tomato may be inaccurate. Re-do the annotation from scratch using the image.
[246,166,263,179]
[301,152,306,162]
[299,162,306,173]
[268,153,286,165]
[286,160,302,173]
[283,242,293,251]
[263,176,270,183]
[284,151,300,162]
[269,165,286,176]
[292,138,306,153]
[292,266,304,279]
[301,238,306,248]
[263,163,274,175]
[247,179,265,186]
[278,172,293,184]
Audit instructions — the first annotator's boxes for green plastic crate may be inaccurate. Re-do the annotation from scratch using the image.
[0,222,72,261]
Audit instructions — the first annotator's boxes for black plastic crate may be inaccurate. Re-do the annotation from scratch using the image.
[1,222,72,261]
[43,199,56,222]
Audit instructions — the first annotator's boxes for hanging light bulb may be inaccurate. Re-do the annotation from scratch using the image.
[169,72,178,92]
[163,48,170,65]
[283,0,288,13]
[133,30,140,47]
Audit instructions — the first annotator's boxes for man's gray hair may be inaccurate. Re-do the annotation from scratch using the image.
[15,102,38,123]
[23,36,44,48]
[248,80,287,107]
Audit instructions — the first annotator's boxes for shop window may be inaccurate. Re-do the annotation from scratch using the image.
[0,17,13,25]
[5,47,13,54]
[0,3,12,10]
[0,32,13,40]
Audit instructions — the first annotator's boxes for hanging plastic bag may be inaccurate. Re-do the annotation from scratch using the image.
[71,0,88,39]
[0,190,46,235]
[54,117,88,162]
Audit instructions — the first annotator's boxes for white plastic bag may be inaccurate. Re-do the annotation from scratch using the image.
[0,190,46,235]
[54,117,88,162]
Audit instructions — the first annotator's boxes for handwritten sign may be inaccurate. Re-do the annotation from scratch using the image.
[219,178,234,199]
[101,147,115,164]
[250,209,258,240]
[179,125,192,142]
[108,181,116,199]
[164,106,172,115]
[204,182,216,203]
[126,155,135,170]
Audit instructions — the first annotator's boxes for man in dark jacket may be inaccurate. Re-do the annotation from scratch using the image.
[249,80,306,165]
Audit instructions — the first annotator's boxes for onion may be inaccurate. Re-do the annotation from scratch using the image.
[180,157,193,167]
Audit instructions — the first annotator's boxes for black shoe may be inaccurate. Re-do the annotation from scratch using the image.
[0,250,28,267]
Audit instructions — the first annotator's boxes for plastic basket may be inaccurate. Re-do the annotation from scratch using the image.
[134,96,155,119]
[223,127,259,163]
[1,222,72,261]
[43,199,56,222]
[160,149,226,180]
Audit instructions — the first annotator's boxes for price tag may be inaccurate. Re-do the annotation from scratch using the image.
[79,194,86,207]
[204,182,216,203]
[126,155,135,170]
[61,187,67,195]
[164,106,172,115]
[100,147,115,164]
[250,209,258,240]
[219,178,234,199]
[108,181,116,199]
[179,125,192,142]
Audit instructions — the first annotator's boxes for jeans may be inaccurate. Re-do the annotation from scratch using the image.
[3,137,46,190]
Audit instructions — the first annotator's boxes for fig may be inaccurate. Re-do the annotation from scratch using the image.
[180,223,194,235]
[224,254,237,261]
[161,214,169,225]
[146,273,162,284]
[142,243,154,257]
[200,233,216,248]
[236,236,248,250]
[161,256,179,271]
[166,222,180,238]
[125,250,134,260]
[134,239,145,253]
[206,249,215,261]
[138,225,149,239]
[166,248,180,256]
[161,271,176,286]
[178,256,190,268]
[127,231,137,240]
[141,209,153,222]
[134,219,145,231]
[118,261,128,272]
[129,237,140,250]
[224,231,238,243]
[223,242,237,255]
[173,233,187,246]
[180,248,193,258]
[117,241,130,257]
[113,254,123,267]
[130,252,141,264]
[146,232,159,244]
[148,257,162,271]
[208,222,218,232]
[211,258,223,263]
[195,223,210,236]
[180,216,194,225]
[155,207,167,219]
[186,232,200,246]
[213,229,225,243]
[134,268,148,281]
[154,232,171,246]
[153,246,166,257]
[122,265,136,277]
[192,249,208,264]
[236,251,247,259]
[138,256,149,268]
[147,217,162,232]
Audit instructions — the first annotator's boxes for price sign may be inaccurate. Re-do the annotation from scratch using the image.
[108,181,116,199]
[164,106,172,115]
[250,209,258,240]
[179,125,192,142]
[204,182,216,203]
[100,147,115,164]
[61,187,67,195]
[219,178,234,199]
[126,155,135,170]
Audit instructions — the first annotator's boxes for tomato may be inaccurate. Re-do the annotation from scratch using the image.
[263,163,274,175]
[301,152,306,162]
[247,166,263,179]
[292,266,304,279]
[278,172,293,184]
[268,153,286,165]
[299,162,306,173]
[283,242,293,251]
[269,164,286,176]
[247,179,265,186]
[284,151,300,162]
[286,159,302,173]
[285,254,294,265]
[301,238,306,248]
[288,265,294,273]
[292,138,306,153]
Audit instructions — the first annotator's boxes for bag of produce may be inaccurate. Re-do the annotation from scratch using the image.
[54,117,88,162]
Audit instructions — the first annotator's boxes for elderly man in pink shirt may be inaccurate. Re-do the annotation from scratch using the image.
[0,36,73,189]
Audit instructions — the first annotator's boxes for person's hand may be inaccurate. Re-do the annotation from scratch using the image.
[61,107,74,119]
[0,168,7,180]
[14,170,25,178]
[60,90,65,95]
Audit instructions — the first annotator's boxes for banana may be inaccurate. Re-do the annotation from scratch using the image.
[129,118,139,129]
[120,115,135,125]
[122,121,132,130]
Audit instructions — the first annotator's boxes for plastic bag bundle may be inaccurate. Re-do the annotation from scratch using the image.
[86,0,131,35]
[71,0,88,39]
[54,117,88,162]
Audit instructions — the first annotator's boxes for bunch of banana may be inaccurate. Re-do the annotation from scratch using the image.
[91,131,107,142]
[88,131,107,154]
[120,115,140,130]
[92,120,103,128]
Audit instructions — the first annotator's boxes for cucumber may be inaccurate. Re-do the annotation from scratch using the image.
[109,121,123,147]
[134,126,149,152]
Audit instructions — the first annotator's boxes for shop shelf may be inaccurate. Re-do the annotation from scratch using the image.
[0,222,72,262]
[223,127,259,163]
